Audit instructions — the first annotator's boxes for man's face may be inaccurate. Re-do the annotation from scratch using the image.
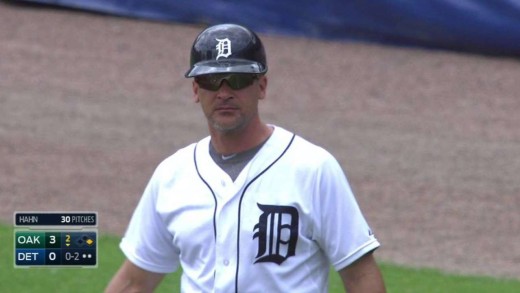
[192,74,267,133]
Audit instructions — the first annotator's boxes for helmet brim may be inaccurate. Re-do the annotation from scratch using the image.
[185,59,267,78]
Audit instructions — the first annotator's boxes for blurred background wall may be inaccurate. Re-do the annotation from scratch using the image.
[15,0,520,56]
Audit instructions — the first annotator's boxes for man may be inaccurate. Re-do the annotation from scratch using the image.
[106,23,386,293]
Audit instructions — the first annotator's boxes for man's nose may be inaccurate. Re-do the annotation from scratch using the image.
[216,81,234,99]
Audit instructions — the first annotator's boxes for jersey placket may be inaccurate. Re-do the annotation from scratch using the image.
[212,165,251,292]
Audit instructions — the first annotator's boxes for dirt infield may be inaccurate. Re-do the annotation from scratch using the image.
[1,1,519,280]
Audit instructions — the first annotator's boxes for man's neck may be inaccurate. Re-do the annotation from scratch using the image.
[210,122,273,155]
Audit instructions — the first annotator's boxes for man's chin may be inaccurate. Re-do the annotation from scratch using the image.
[211,119,246,133]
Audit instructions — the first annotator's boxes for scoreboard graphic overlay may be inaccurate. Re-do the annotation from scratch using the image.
[14,212,98,268]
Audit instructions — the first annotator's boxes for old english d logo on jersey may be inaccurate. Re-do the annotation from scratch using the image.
[253,203,299,265]
[215,38,232,60]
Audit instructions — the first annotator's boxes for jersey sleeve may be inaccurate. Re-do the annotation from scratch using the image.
[314,153,380,271]
[119,164,180,274]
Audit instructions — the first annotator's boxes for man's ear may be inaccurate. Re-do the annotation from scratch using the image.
[258,75,268,100]
[192,80,200,103]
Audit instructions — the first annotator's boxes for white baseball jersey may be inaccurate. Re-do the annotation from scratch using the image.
[120,125,380,293]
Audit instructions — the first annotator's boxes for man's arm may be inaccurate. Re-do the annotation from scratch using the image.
[105,260,166,293]
[339,252,386,293]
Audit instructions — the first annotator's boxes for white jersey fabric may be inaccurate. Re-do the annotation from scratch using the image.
[120,125,380,293]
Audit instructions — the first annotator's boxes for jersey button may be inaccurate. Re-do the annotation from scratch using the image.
[223,259,230,266]
[221,180,226,187]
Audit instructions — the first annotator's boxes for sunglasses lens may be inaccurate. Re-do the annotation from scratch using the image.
[196,74,257,91]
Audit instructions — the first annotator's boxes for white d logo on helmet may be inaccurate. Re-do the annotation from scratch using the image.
[215,38,232,60]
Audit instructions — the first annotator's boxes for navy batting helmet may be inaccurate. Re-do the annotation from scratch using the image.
[185,24,268,78]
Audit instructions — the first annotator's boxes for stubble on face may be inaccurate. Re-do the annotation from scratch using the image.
[208,108,252,134]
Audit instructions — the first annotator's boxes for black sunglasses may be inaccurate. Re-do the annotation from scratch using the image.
[195,74,259,91]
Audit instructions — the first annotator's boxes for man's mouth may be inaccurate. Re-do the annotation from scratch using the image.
[215,105,238,111]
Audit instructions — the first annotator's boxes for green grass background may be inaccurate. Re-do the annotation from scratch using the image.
[1,224,518,292]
